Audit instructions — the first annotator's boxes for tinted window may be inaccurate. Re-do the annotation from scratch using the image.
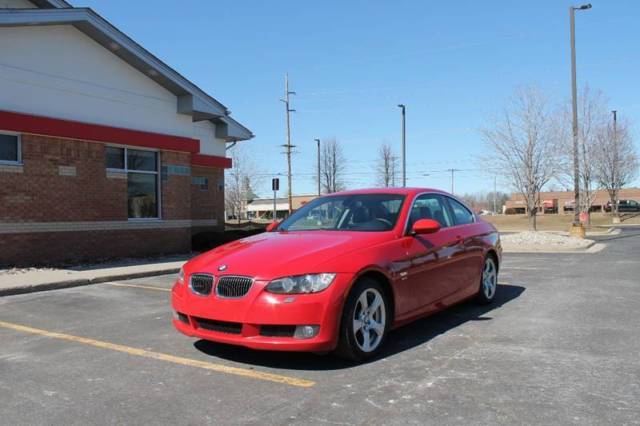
[279,194,405,232]
[408,194,453,230]
[0,133,19,163]
[128,173,158,218]
[127,149,157,171]
[105,146,125,169]
[448,198,474,225]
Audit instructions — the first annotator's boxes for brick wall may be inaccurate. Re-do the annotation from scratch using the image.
[161,151,191,220]
[190,165,224,231]
[0,134,226,266]
[1,228,190,266]
[0,134,126,222]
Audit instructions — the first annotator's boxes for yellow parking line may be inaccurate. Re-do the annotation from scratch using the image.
[0,320,315,388]
[108,283,171,292]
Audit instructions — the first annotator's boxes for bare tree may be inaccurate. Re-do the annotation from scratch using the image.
[593,116,639,218]
[225,145,261,223]
[321,138,346,194]
[481,87,559,231]
[460,191,510,213]
[375,142,398,188]
[556,86,609,222]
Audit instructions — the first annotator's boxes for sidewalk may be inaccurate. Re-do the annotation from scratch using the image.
[0,254,193,297]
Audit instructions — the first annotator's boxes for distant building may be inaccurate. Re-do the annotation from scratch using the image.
[504,188,640,214]
[247,195,317,220]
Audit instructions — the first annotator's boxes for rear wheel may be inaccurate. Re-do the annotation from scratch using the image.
[335,278,389,362]
[477,255,498,304]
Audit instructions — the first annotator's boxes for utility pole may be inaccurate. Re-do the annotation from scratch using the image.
[493,175,497,214]
[280,73,296,215]
[569,3,591,237]
[397,104,406,187]
[612,110,620,223]
[315,138,321,197]
[447,168,461,194]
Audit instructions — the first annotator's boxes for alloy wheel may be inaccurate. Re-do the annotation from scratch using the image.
[482,257,497,300]
[352,288,386,353]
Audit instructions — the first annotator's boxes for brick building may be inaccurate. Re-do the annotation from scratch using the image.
[0,1,252,266]
[504,188,640,214]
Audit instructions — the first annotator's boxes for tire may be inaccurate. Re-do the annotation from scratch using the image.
[334,278,390,362]
[477,255,498,304]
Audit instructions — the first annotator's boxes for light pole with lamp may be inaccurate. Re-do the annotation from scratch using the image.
[569,3,591,238]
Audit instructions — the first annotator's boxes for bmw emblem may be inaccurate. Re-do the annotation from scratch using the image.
[218,264,228,272]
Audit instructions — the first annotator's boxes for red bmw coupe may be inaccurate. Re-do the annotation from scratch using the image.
[172,188,501,361]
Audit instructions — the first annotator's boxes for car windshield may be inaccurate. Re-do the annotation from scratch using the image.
[278,194,406,232]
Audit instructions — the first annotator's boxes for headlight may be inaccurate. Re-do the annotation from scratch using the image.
[266,273,336,294]
[177,267,185,286]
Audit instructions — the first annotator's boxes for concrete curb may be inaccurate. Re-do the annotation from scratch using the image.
[0,267,180,297]
[502,241,606,254]
[502,238,597,253]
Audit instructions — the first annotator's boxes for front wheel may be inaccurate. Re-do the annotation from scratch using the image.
[334,278,389,362]
[477,255,498,304]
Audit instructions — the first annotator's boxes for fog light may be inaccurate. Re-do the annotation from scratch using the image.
[294,325,319,339]
[173,311,189,324]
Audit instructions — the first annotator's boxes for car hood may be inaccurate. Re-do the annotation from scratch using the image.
[185,230,391,280]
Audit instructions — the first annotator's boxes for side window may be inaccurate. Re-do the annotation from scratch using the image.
[447,198,475,226]
[407,194,453,231]
[0,132,21,164]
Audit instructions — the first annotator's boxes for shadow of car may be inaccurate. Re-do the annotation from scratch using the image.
[193,283,525,371]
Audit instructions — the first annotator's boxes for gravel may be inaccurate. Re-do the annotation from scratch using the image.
[501,231,595,251]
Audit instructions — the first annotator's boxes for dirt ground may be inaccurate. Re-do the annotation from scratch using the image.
[484,212,640,231]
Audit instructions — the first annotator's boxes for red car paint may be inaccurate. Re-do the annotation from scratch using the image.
[172,188,501,352]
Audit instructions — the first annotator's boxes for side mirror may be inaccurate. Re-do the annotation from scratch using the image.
[265,222,279,232]
[412,218,441,235]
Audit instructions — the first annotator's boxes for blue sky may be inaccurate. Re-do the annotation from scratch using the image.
[74,0,640,197]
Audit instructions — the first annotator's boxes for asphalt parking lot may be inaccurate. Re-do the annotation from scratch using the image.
[1,229,639,425]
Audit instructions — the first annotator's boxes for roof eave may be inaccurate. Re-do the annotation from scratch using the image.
[0,8,247,127]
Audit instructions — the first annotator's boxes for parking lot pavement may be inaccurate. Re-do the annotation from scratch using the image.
[1,230,639,425]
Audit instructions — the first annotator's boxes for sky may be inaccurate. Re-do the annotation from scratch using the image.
[73,0,640,198]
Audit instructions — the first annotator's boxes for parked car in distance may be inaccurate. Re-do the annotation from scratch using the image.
[171,188,502,361]
[605,199,640,213]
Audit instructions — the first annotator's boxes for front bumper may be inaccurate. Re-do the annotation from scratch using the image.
[171,274,353,352]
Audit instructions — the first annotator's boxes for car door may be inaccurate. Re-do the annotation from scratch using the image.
[444,196,485,296]
[394,193,466,316]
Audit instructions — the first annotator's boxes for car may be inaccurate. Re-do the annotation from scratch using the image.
[604,199,640,213]
[171,188,502,361]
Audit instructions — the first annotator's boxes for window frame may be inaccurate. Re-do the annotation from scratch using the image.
[0,131,22,165]
[442,195,476,226]
[106,144,161,220]
[404,192,475,235]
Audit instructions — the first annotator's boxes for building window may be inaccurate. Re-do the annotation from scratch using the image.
[106,146,159,219]
[0,132,21,164]
[191,176,209,191]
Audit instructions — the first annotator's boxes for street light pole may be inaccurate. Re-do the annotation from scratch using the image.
[315,138,321,197]
[569,3,591,237]
[612,110,620,223]
[397,104,406,187]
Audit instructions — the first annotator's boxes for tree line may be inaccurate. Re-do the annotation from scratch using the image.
[481,85,638,230]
